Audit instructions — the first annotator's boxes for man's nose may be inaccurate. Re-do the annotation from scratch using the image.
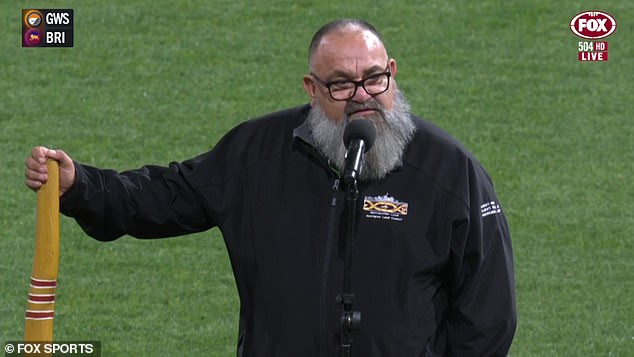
[350,83,373,102]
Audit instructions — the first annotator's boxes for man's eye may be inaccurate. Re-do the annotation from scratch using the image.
[365,74,384,85]
[329,81,353,91]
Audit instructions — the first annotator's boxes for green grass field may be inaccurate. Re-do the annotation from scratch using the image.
[2,1,632,355]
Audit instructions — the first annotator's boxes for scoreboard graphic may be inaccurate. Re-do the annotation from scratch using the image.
[22,9,74,47]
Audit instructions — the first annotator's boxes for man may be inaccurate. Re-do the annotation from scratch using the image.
[25,19,516,356]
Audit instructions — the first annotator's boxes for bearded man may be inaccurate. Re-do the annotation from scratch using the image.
[25,19,516,357]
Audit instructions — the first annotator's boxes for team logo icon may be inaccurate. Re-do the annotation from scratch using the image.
[24,10,43,28]
[24,29,42,46]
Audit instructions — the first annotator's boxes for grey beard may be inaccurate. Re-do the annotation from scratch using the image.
[307,88,416,181]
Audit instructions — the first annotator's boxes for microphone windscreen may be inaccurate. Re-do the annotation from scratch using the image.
[343,119,376,152]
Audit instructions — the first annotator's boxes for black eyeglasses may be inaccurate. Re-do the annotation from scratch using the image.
[311,65,391,101]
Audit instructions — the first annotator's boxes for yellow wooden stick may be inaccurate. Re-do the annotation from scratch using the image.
[24,159,60,344]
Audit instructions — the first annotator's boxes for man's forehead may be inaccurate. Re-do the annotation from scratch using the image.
[312,28,387,72]
[318,28,384,54]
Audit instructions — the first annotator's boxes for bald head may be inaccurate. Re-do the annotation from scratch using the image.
[308,19,388,71]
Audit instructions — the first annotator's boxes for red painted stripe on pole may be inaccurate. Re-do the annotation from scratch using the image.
[25,310,55,319]
[30,277,57,288]
[28,293,56,303]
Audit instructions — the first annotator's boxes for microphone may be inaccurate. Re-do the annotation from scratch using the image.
[342,119,376,185]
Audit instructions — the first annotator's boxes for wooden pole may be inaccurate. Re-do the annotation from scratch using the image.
[24,159,60,345]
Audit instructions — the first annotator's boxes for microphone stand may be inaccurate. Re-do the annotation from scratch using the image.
[338,176,362,357]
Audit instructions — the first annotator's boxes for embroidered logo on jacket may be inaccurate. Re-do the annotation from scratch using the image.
[363,194,408,222]
[481,201,501,217]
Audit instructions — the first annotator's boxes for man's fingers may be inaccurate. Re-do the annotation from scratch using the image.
[24,165,47,191]
[31,146,49,164]
[26,146,75,195]
[45,148,72,167]
[25,178,44,191]
[25,157,45,178]
[45,148,59,160]
[25,146,54,191]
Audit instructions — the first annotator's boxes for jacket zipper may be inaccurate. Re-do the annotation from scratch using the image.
[320,178,340,356]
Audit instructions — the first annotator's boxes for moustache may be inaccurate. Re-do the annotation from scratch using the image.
[344,99,384,118]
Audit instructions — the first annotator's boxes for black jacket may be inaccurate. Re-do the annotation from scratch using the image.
[61,104,516,356]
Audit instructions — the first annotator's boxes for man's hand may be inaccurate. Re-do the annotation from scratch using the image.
[25,146,76,196]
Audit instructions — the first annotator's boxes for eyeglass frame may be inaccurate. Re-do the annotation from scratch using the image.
[310,63,392,101]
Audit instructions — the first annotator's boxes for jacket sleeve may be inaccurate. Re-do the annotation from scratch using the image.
[60,158,216,241]
[443,158,517,356]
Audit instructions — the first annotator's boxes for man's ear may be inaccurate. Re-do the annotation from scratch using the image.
[389,58,397,78]
[303,75,316,100]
